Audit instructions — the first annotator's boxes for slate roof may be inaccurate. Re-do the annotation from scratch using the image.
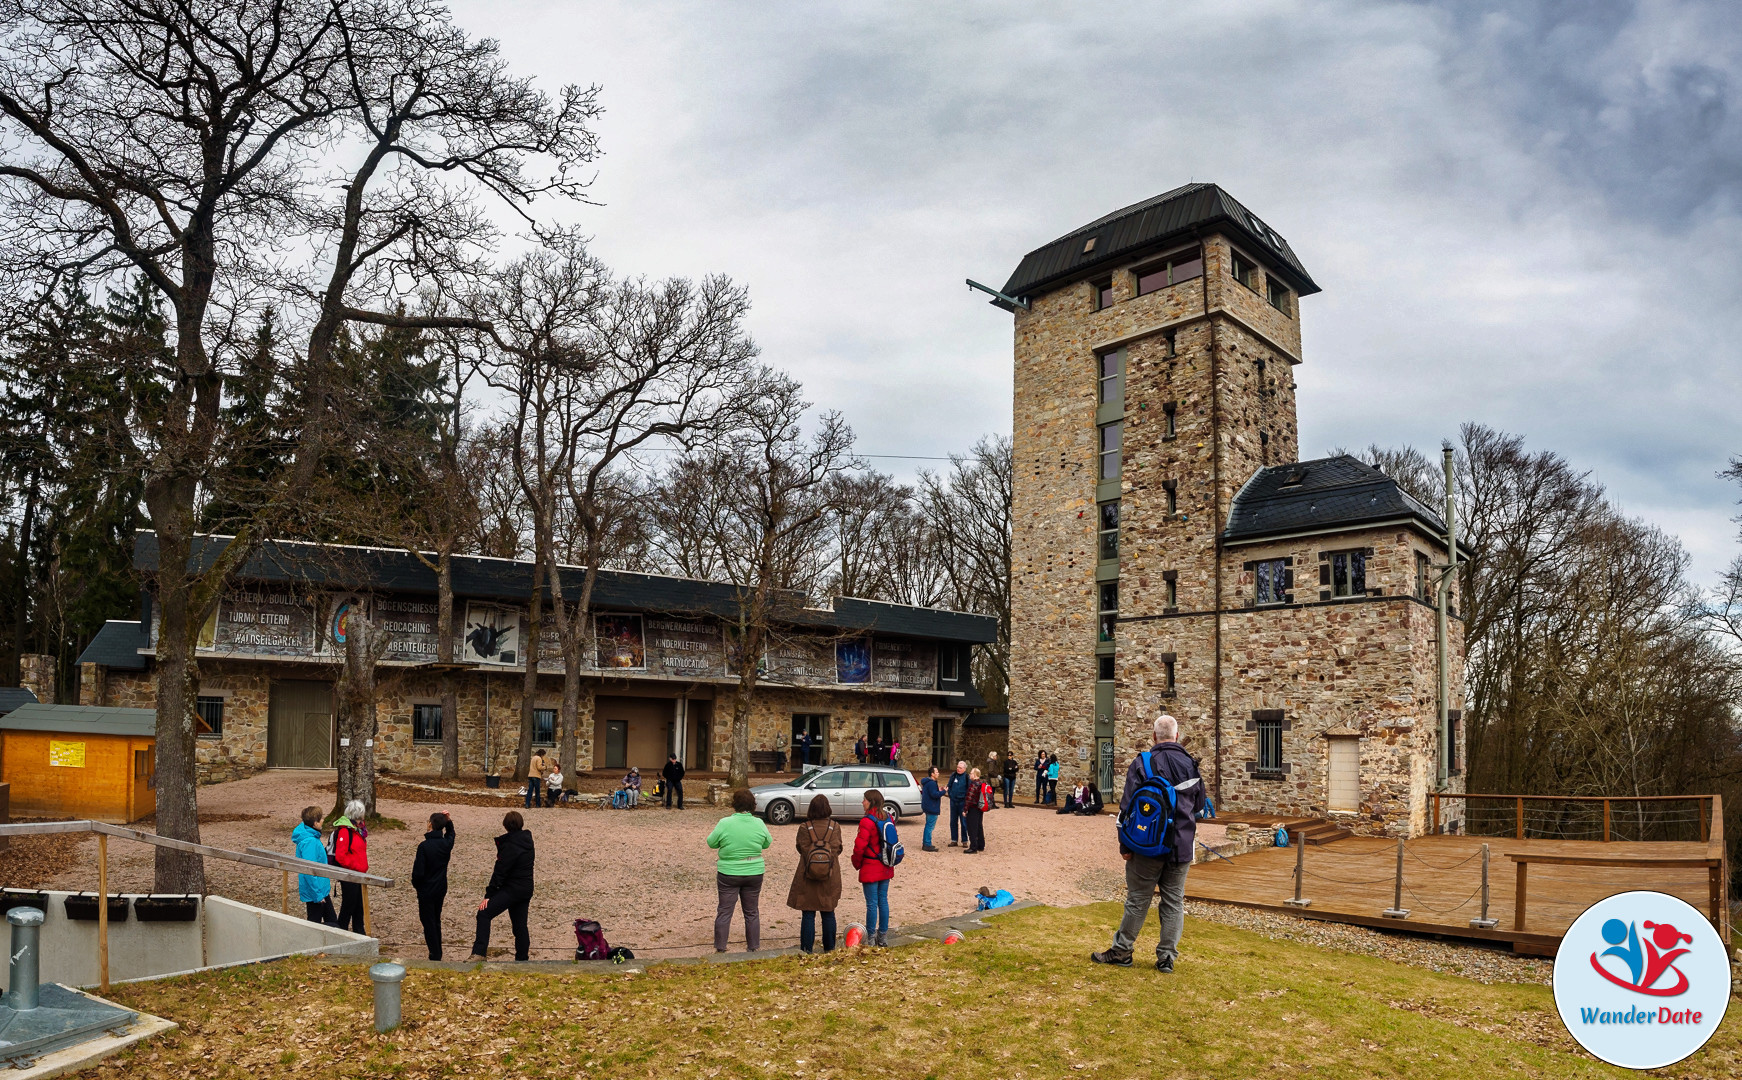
[1222,455,1450,545]
[1000,183,1320,302]
[76,621,149,670]
[130,532,999,645]
[0,687,39,716]
[963,712,1009,729]
[0,702,156,737]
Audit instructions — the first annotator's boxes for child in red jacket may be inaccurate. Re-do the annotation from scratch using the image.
[850,791,894,947]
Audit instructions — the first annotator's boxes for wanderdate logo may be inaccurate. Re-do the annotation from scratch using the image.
[1553,892,1729,1069]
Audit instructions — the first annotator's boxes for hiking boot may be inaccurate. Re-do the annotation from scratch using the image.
[949,840,959,847]
[1090,947,1133,967]
[873,932,887,948]
[1156,956,1175,973]
[923,844,940,852]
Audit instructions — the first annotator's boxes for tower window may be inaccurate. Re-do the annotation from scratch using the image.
[1098,655,1115,681]
[1164,657,1176,691]
[1267,275,1291,314]
[1231,251,1258,292]
[1448,710,1462,776]
[1098,349,1123,403]
[1098,580,1118,643]
[1095,280,1115,310]
[1321,550,1367,598]
[1164,481,1177,515]
[1255,558,1291,605]
[1162,401,1177,438]
[1098,500,1119,560]
[1166,577,1178,608]
[1416,551,1432,600]
[1098,421,1121,479]
[1134,246,1204,296]
[1256,715,1284,777]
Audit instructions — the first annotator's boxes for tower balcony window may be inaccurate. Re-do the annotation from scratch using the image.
[1098,348,1124,404]
[1098,421,1122,479]
[1098,499,1119,560]
[1135,246,1204,296]
[1095,279,1115,310]
[1254,558,1292,605]
[1231,250,1259,292]
[1267,274,1291,314]
[1098,579,1118,643]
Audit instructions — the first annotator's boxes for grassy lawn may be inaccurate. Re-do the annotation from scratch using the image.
[96,903,1740,1079]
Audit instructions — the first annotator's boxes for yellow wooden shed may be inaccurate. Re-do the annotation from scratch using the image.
[0,703,156,823]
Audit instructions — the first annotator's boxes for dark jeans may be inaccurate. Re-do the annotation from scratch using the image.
[964,809,985,852]
[664,780,684,808]
[473,891,531,960]
[1035,774,1045,803]
[416,887,445,961]
[799,910,837,953]
[715,872,764,952]
[948,798,965,842]
[304,898,337,926]
[337,881,365,934]
[524,777,542,809]
[1002,777,1015,807]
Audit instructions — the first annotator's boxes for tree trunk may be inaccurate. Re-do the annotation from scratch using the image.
[516,595,539,780]
[335,616,384,819]
[146,521,205,894]
[436,550,459,779]
[727,617,765,789]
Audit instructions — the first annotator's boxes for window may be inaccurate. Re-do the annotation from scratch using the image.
[1267,274,1290,314]
[134,747,155,789]
[195,695,224,738]
[1231,250,1258,291]
[412,703,443,743]
[1162,401,1177,438]
[1322,550,1367,598]
[1166,577,1178,608]
[807,770,847,790]
[1163,656,1176,692]
[1416,551,1432,600]
[1098,421,1121,479]
[1255,558,1290,605]
[940,648,959,681]
[1098,500,1119,560]
[1256,715,1283,777]
[1095,280,1114,310]
[1098,655,1115,681]
[1447,711,1462,776]
[878,771,912,788]
[1098,580,1119,643]
[1098,349,1123,403]
[1134,246,1204,296]
[533,707,556,746]
[1164,482,1178,515]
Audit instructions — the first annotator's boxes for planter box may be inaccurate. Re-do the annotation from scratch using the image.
[63,893,130,922]
[132,895,199,922]
[1,889,48,917]
[484,775,501,789]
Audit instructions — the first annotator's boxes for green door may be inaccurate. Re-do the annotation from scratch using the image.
[268,680,333,768]
[605,719,628,769]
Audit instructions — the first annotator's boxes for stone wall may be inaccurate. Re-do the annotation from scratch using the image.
[19,653,56,704]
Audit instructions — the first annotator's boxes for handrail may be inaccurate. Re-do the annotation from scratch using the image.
[0,820,395,887]
[1506,847,1726,936]
[1429,791,1717,843]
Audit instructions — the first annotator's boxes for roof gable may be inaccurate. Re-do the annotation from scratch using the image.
[1000,183,1319,301]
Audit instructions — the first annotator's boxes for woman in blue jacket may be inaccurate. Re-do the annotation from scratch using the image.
[293,806,337,925]
[920,766,944,852]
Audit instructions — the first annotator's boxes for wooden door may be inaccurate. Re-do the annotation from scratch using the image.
[604,720,628,769]
[1327,736,1360,813]
[268,680,333,768]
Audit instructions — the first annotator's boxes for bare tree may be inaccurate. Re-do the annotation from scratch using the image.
[333,604,393,817]
[919,435,1013,710]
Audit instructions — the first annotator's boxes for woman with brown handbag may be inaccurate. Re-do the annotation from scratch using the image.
[785,794,843,953]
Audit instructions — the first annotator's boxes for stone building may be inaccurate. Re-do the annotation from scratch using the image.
[76,532,994,784]
[998,183,1464,835]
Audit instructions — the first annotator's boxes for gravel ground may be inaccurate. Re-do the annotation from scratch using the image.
[32,771,1132,960]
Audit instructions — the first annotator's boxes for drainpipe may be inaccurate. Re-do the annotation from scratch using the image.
[1435,445,1457,789]
[1207,244,1224,808]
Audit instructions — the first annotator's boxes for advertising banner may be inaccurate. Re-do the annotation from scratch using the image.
[835,637,872,684]
[872,639,938,690]
[214,588,317,656]
[462,603,521,666]
[594,613,646,669]
[646,617,723,677]
[378,596,442,662]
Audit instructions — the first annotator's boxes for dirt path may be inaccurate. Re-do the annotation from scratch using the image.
[31,771,1213,960]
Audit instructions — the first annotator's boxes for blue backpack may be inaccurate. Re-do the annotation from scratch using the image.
[1116,751,1199,859]
[876,817,905,868]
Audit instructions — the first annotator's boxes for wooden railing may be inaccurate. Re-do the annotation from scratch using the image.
[0,819,394,992]
[1429,791,1717,843]
[1425,793,1729,943]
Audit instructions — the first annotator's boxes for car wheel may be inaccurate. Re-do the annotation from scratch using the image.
[881,802,901,824]
[767,800,795,826]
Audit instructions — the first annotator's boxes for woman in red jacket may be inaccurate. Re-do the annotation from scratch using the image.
[849,790,894,947]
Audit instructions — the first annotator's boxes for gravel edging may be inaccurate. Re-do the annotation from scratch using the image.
[1184,900,1553,985]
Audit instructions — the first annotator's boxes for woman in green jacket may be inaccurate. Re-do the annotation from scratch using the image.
[707,788,773,952]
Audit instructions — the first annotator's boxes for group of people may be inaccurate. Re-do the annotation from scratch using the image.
[1033,750,1063,804]
[524,748,568,808]
[852,734,901,766]
[292,712,1203,972]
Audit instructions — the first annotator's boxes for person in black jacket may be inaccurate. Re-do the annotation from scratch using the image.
[662,753,686,809]
[411,812,455,960]
[468,810,535,962]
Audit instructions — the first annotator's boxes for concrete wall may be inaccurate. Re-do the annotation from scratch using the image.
[1,891,375,990]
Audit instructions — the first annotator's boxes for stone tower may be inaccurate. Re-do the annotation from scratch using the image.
[1000,184,1463,835]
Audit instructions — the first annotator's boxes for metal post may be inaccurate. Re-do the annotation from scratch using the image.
[1383,837,1410,918]
[97,831,110,992]
[1470,843,1497,928]
[1283,835,1311,907]
[282,870,290,915]
[6,907,44,1011]
[1436,445,1457,788]
[369,962,407,1033]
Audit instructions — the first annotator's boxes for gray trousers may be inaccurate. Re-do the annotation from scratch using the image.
[1113,854,1190,961]
[714,872,763,952]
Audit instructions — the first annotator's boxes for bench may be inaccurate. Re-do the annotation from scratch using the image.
[749,751,783,773]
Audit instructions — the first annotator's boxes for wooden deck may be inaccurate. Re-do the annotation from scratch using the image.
[1185,834,1721,955]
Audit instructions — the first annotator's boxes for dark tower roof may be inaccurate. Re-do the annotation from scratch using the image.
[1000,183,1320,302]
[1222,455,1449,545]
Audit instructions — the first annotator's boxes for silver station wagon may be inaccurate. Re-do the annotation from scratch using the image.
[750,764,923,826]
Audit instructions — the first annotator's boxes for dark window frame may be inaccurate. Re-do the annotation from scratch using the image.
[1098,421,1122,480]
[532,707,556,747]
[195,695,224,738]
[1230,249,1259,292]
[1162,401,1177,439]
[1133,246,1204,296]
[412,702,443,744]
[1255,715,1284,777]
[1097,499,1119,561]
[1094,279,1115,310]
[1266,273,1291,314]
[1319,548,1369,599]
[1097,655,1115,682]
[1098,579,1118,644]
[1254,558,1291,605]
[940,648,960,682]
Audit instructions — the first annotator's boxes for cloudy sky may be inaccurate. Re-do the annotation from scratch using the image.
[452,0,1742,584]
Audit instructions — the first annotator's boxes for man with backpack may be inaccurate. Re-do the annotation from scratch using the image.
[1092,714,1202,973]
